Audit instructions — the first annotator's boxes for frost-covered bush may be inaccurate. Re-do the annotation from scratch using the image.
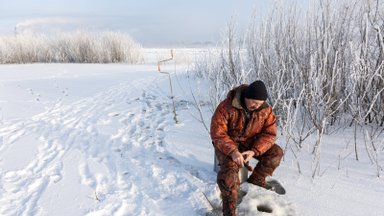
[0,31,144,64]
[197,0,384,129]
[194,0,384,176]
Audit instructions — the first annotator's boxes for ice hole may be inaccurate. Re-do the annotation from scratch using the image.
[257,204,273,213]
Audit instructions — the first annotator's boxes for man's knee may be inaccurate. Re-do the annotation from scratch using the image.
[257,144,283,170]
[268,144,283,168]
[271,144,284,159]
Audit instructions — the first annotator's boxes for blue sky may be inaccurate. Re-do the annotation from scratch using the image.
[0,0,284,46]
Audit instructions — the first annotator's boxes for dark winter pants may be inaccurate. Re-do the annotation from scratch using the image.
[215,144,283,216]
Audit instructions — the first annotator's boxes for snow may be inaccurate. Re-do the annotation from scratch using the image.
[0,52,384,215]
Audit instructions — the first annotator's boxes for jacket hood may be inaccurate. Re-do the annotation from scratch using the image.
[227,84,269,111]
[226,84,248,109]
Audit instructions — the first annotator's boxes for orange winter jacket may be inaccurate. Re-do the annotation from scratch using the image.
[210,84,277,157]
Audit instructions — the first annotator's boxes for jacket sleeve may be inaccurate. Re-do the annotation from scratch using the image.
[210,101,238,156]
[251,108,277,156]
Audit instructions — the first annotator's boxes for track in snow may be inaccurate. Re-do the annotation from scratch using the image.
[0,78,208,215]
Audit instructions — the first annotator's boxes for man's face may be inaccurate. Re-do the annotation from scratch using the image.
[244,98,265,111]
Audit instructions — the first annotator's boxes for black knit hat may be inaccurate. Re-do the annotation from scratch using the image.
[244,80,268,100]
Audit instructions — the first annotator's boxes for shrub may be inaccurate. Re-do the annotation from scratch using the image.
[0,31,144,64]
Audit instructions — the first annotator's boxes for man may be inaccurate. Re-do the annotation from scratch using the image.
[210,80,283,216]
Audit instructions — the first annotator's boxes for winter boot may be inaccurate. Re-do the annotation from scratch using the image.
[247,176,286,195]
[247,169,276,190]
[247,174,270,189]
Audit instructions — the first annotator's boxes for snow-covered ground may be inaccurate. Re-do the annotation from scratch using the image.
[0,56,383,215]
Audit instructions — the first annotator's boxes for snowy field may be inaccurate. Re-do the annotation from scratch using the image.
[0,54,383,215]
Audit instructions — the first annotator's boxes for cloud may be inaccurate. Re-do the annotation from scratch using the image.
[15,17,79,33]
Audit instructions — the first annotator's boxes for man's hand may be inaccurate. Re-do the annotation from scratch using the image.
[241,151,255,163]
[230,151,244,167]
